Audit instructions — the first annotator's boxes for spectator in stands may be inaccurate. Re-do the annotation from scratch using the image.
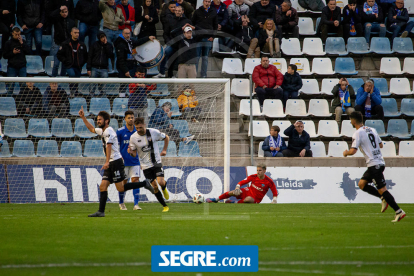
[282,121,313,157]
[192,0,218,78]
[250,19,281,58]
[228,0,250,32]
[362,0,386,43]
[75,0,102,49]
[299,0,325,11]
[252,55,284,108]
[3,27,30,96]
[100,0,125,45]
[355,79,384,120]
[176,26,199,79]
[117,0,135,33]
[57,27,88,97]
[16,79,43,116]
[128,67,156,121]
[211,0,231,51]
[176,0,194,19]
[243,0,259,6]
[235,15,255,55]
[136,0,159,39]
[342,0,363,42]
[387,0,414,43]
[262,125,287,157]
[161,1,177,28]
[17,0,44,55]
[0,0,16,55]
[50,6,76,77]
[319,0,343,43]
[330,78,356,125]
[45,0,75,35]
[248,0,276,31]
[134,0,159,12]
[281,64,302,108]
[378,0,394,16]
[43,82,69,117]
[177,86,201,122]
[275,0,299,39]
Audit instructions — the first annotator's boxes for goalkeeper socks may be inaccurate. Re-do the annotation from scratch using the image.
[118,192,125,204]
[381,191,400,212]
[219,192,230,200]
[362,185,381,198]
[155,191,167,207]
[133,188,140,205]
[99,191,108,213]
[162,181,167,191]
[124,181,146,191]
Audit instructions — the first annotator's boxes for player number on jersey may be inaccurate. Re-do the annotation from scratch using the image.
[368,133,377,148]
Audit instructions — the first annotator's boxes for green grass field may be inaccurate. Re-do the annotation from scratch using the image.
[0,203,413,276]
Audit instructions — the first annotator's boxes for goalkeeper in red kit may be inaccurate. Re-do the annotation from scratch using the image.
[206,164,278,204]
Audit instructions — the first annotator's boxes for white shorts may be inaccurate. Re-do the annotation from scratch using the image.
[124,165,141,180]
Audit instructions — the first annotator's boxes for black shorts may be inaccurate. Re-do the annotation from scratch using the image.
[143,164,164,182]
[102,158,127,183]
[361,165,386,189]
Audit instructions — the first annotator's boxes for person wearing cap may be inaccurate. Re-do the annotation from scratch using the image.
[176,25,199,78]
[282,121,313,157]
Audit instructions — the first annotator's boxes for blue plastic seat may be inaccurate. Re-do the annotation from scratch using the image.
[387,119,411,139]
[1,57,7,73]
[4,118,27,138]
[69,98,90,116]
[370,37,393,54]
[0,97,17,116]
[0,140,11,157]
[37,140,59,157]
[103,83,120,96]
[28,119,52,138]
[178,141,201,157]
[90,97,111,115]
[147,99,156,116]
[150,84,170,96]
[401,98,414,116]
[83,140,105,157]
[109,119,119,130]
[157,141,177,157]
[26,55,44,74]
[365,120,388,137]
[347,78,364,92]
[371,78,391,96]
[44,55,62,76]
[42,35,52,52]
[60,141,83,157]
[158,99,182,117]
[171,120,191,138]
[13,140,35,157]
[51,118,74,138]
[334,57,358,75]
[325,37,347,55]
[347,37,371,54]
[382,98,401,117]
[74,118,97,138]
[113,98,129,117]
[392,37,414,54]
[0,81,6,95]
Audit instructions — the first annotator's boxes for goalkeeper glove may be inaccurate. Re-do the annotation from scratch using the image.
[234,185,241,196]
[272,197,277,204]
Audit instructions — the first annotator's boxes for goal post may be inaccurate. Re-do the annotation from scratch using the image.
[0,77,230,203]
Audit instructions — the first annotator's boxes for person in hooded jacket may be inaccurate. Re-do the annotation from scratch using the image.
[281,64,302,108]
[75,0,103,48]
[17,0,45,55]
[135,0,159,39]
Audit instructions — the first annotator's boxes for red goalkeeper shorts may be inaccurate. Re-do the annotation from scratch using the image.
[236,187,260,203]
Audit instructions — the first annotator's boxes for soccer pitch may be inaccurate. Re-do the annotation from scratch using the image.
[1,203,413,276]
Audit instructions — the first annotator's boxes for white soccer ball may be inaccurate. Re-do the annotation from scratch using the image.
[193,193,204,204]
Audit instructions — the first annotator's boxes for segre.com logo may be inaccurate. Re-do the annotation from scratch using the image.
[151,245,258,272]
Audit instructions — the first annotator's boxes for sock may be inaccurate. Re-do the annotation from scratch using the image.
[133,188,140,206]
[219,192,231,200]
[99,191,108,213]
[381,191,401,212]
[154,191,167,207]
[118,192,125,204]
[162,181,167,191]
[362,185,381,198]
[124,181,146,191]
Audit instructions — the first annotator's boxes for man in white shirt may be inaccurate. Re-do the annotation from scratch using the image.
[78,107,154,217]
[343,111,406,223]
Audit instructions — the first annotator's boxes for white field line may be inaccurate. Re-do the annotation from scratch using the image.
[259,261,414,266]
[1,262,151,269]
[261,245,414,251]
[259,267,378,276]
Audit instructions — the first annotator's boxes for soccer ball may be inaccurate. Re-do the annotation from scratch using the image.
[193,193,204,204]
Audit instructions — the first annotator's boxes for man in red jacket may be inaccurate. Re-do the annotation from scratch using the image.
[252,56,284,108]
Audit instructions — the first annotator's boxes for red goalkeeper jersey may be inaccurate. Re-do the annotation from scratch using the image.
[238,174,278,202]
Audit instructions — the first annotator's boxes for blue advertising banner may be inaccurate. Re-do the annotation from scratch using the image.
[0,165,8,203]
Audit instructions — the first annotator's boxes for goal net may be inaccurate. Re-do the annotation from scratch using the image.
[0,77,230,204]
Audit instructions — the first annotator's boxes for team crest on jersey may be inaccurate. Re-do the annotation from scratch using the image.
[124,134,128,137]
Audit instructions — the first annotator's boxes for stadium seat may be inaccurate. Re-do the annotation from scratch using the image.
[83,140,105,157]
[77,83,90,96]
[109,119,119,130]
[262,99,285,118]
[26,55,44,74]
[258,141,264,157]
[212,38,235,54]
[300,79,320,95]
[158,99,182,117]
[248,121,270,138]
[325,37,347,55]
[382,98,401,117]
[0,81,6,95]
[347,78,364,91]
[51,118,74,138]
[381,141,397,157]
[291,0,307,12]
[371,78,391,96]
[389,78,412,95]
[171,120,191,138]
[108,58,116,74]
[334,57,358,75]
[0,140,11,157]
[399,140,414,157]
[90,97,112,116]
[320,78,339,95]
[289,58,312,75]
[302,120,317,138]
[281,38,302,55]
[149,83,170,96]
[222,58,243,75]
[370,37,393,54]
[69,98,89,116]
[401,98,414,116]
[312,58,334,75]
[74,118,97,138]
[387,119,411,139]
[308,99,332,117]
[317,120,341,137]
[147,99,156,116]
[158,141,177,157]
[340,120,354,137]
[272,120,291,138]
[37,140,59,157]
[303,37,325,56]
[239,99,262,116]
[285,99,309,117]
[403,57,414,74]
[365,120,388,137]
[0,57,7,73]
[60,141,83,157]
[28,119,52,138]
[392,37,414,54]
[0,97,17,116]
[310,141,326,157]
[327,141,348,157]
[12,140,35,157]
[231,79,251,97]
[178,141,201,157]
[380,58,403,75]
[112,98,128,117]
[347,37,371,54]
[42,35,52,52]
[269,58,287,74]
[298,17,316,35]
[4,118,27,138]
[244,58,261,74]
[45,56,61,76]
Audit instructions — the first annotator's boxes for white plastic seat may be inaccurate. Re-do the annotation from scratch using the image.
[398,141,414,157]
[403,57,414,74]
[308,99,332,117]
[269,58,287,74]
[318,120,341,137]
[285,99,309,117]
[303,37,326,56]
[380,57,403,74]
[312,58,335,75]
[310,141,326,157]
[320,78,339,95]
[291,0,307,12]
[231,78,251,97]
[239,99,262,116]
[258,141,264,157]
[289,58,312,75]
[244,58,261,74]
[272,120,291,138]
[389,78,412,95]
[298,17,316,35]
[340,120,355,137]
[262,99,285,118]
[381,141,397,157]
[302,120,317,138]
[212,38,235,54]
[222,58,244,75]
[300,79,320,95]
[328,141,348,157]
[281,38,302,56]
[248,121,269,138]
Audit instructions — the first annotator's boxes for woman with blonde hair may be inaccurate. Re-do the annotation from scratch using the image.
[247,19,281,58]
